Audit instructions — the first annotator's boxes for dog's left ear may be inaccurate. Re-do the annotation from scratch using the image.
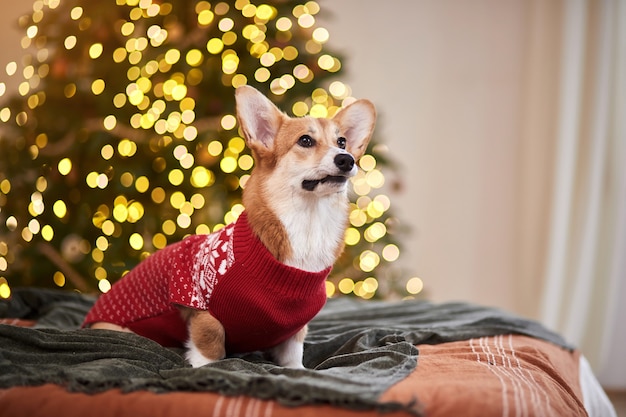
[235,86,284,153]
[333,100,376,160]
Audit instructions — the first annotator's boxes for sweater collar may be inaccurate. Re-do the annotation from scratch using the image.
[232,211,332,297]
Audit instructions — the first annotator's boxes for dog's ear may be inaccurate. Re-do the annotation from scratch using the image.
[235,86,284,152]
[333,99,376,160]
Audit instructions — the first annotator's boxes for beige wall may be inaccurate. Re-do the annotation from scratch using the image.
[0,1,563,318]
[321,0,563,318]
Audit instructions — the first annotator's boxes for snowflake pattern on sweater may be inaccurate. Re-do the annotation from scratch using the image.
[190,223,235,309]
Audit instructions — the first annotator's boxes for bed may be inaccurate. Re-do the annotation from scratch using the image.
[0,288,616,417]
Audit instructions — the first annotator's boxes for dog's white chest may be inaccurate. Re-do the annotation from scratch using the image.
[278,201,346,272]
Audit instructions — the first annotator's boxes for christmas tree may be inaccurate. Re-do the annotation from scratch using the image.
[0,0,408,300]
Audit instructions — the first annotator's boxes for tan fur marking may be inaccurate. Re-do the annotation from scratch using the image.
[187,310,226,361]
[242,173,292,261]
[90,322,133,333]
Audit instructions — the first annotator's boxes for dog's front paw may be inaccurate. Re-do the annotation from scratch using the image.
[270,335,305,368]
[186,349,216,368]
[281,360,305,369]
[185,342,217,368]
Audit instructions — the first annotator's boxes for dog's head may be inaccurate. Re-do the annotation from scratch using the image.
[235,86,376,197]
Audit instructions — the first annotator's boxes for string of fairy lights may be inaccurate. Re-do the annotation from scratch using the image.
[0,0,424,300]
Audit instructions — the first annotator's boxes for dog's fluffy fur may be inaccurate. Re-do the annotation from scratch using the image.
[91,86,376,368]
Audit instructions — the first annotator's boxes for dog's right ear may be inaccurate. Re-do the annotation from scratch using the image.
[235,86,284,152]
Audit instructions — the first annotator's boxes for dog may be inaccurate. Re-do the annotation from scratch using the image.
[83,86,376,368]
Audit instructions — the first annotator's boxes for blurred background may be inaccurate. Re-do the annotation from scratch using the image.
[0,0,624,400]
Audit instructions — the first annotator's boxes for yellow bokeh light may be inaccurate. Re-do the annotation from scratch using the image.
[70,6,83,20]
[89,43,103,59]
[153,233,167,249]
[363,277,378,293]
[222,52,239,74]
[231,74,247,88]
[198,10,214,26]
[220,156,237,173]
[298,13,315,28]
[382,244,400,262]
[344,227,360,246]
[98,279,112,293]
[170,191,186,209]
[312,27,329,43]
[283,46,299,61]
[177,213,192,228]
[207,140,223,156]
[190,193,206,209]
[364,222,386,242]
[118,139,137,157]
[292,101,308,117]
[127,202,144,222]
[64,84,76,98]
[366,169,385,188]
[101,144,114,160]
[256,4,275,20]
[96,236,109,251]
[53,271,66,287]
[349,208,367,227]
[103,115,117,130]
[325,281,335,298]
[359,250,380,272]
[64,35,77,50]
[191,166,214,188]
[129,233,144,250]
[221,114,237,130]
[53,200,67,218]
[95,267,107,280]
[171,84,187,101]
[406,277,424,295]
[310,104,328,118]
[121,22,135,36]
[206,38,224,54]
[255,67,271,82]
[113,203,128,223]
[168,169,184,186]
[359,154,376,171]
[0,281,11,299]
[41,225,54,241]
[276,17,292,31]
[0,179,11,194]
[151,187,166,204]
[238,154,253,171]
[338,277,354,294]
[228,137,245,153]
[57,158,72,175]
[91,79,105,95]
[102,220,115,236]
[164,49,180,64]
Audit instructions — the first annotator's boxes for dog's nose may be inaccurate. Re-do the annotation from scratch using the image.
[334,153,355,172]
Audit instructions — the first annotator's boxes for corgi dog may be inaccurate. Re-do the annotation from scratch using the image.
[83,86,376,368]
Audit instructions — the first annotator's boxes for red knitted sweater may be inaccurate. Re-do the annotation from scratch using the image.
[83,212,330,353]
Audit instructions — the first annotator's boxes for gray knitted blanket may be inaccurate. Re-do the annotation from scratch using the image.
[0,288,571,414]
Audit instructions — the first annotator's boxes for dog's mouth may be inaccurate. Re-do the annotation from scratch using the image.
[302,175,348,191]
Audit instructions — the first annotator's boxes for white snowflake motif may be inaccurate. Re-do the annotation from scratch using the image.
[190,223,235,309]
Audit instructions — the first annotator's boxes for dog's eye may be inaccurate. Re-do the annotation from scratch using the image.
[297,135,315,148]
[337,137,347,149]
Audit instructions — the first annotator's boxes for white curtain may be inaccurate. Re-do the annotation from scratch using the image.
[540,0,626,388]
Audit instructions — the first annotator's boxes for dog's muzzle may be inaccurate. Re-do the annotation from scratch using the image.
[301,154,354,191]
